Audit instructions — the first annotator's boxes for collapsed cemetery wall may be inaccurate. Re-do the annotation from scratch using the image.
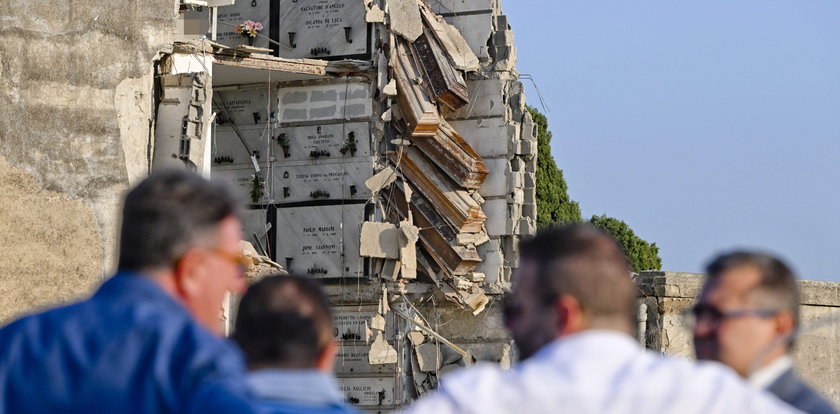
[202,0,534,410]
[0,1,180,323]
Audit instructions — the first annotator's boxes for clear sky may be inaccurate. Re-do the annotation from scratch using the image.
[505,1,840,281]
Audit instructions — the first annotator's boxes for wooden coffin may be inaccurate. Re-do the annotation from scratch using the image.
[390,182,480,276]
[409,26,469,111]
[392,38,440,137]
[411,119,489,189]
[389,146,486,233]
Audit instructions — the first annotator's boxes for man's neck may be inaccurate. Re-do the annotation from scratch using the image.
[748,354,793,389]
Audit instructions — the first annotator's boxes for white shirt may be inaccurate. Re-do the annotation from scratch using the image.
[402,330,804,414]
[749,355,794,389]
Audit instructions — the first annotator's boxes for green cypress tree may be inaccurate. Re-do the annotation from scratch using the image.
[529,105,662,271]
[529,106,582,226]
[589,214,662,272]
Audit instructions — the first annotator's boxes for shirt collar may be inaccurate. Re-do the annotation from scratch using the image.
[749,355,793,389]
[247,369,346,406]
[532,330,640,363]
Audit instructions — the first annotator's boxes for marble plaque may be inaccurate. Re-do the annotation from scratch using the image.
[273,122,372,164]
[274,203,367,278]
[428,0,493,14]
[211,165,267,205]
[271,159,373,203]
[277,82,372,124]
[212,125,275,168]
[442,12,492,60]
[213,87,278,128]
[332,306,395,341]
[241,208,271,249]
[216,0,271,49]
[335,341,398,374]
[338,376,397,408]
[275,0,369,59]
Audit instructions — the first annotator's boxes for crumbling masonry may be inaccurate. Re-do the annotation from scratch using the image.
[169,1,537,410]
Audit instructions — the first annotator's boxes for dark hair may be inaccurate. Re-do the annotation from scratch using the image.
[233,274,334,369]
[705,251,800,328]
[117,169,239,271]
[519,224,637,327]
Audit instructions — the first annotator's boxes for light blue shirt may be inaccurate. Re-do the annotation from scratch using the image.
[403,330,805,414]
[247,369,358,414]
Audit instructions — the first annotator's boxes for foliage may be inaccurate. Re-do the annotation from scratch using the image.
[528,106,582,226]
[529,105,662,271]
[589,215,662,272]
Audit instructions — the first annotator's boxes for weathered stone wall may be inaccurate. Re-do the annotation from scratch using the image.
[0,0,180,323]
[637,271,840,407]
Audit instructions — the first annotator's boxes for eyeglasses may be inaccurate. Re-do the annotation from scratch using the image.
[684,304,778,328]
[206,248,251,269]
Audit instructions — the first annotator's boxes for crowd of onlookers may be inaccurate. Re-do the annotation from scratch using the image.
[0,170,834,413]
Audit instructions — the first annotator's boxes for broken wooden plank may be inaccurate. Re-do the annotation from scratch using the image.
[392,38,440,137]
[389,146,486,233]
[411,119,489,189]
[390,182,481,276]
[410,26,469,111]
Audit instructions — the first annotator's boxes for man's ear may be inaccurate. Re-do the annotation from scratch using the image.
[554,294,585,336]
[173,249,203,301]
[316,340,339,372]
[774,311,796,338]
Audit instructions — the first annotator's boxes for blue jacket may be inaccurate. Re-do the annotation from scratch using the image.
[0,271,258,414]
[767,368,837,414]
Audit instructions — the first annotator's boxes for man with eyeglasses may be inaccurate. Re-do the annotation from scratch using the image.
[0,170,258,413]
[692,251,835,414]
[402,225,803,414]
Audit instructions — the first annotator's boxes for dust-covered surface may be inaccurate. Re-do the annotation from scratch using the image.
[0,156,102,324]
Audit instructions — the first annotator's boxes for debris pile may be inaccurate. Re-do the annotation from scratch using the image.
[360,0,492,315]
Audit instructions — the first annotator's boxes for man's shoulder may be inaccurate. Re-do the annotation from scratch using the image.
[768,369,837,414]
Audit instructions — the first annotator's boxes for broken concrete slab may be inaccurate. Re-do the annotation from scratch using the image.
[370,313,387,331]
[447,78,506,119]
[388,0,423,42]
[474,239,502,284]
[366,3,386,23]
[407,331,426,346]
[360,222,401,259]
[399,221,420,279]
[365,166,398,194]
[383,79,398,96]
[477,158,510,198]
[369,331,399,364]
[449,118,515,158]
[335,341,397,374]
[415,342,441,372]
[482,198,508,237]
[419,3,481,72]
[456,231,489,246]
[380,259,401,281]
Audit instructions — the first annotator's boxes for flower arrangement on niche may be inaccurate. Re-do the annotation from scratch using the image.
[235,20,263,44]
